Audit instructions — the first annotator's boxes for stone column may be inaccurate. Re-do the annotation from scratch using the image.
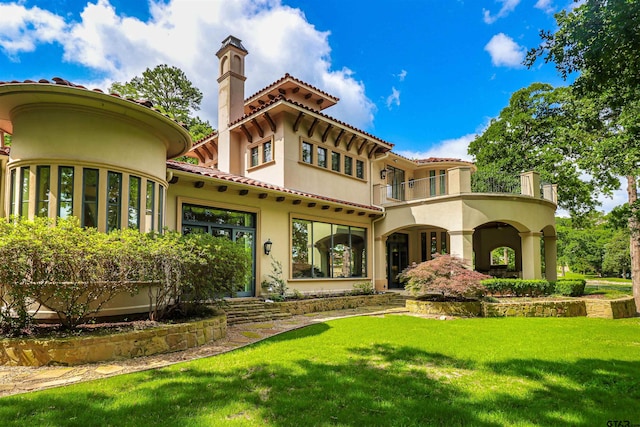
[544,235,558,281]
[519,231,543,279]
[448,230,474,267]
[374,235,388,291]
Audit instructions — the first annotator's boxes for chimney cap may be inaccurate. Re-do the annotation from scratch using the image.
[217,35,248,55]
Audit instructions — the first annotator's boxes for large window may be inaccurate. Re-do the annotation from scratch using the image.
[9,169,16,217]
[158,186,164,231]
[344,156,353,176]
[82,168,99,228]
[250,146,259,167]
[58,166,74,219]
[331,152,340,172]
[248,138,274,168]
[106,171,122,232]
[263,140,272,163]
[292,218,367,279]
[356,160,365,179]
[145,180,155,232]
[302,141,313,164]
[19,167,30,217]
[128,175,141,229]
[317,147,327,168]
[35,166,51,217]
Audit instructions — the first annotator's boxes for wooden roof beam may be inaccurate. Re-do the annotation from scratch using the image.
[278,88,286,95]
[293,112,305,132]
[201,144,214,160]
[240,124,253,143]
[193,148,205,163]
[357,138,368,155]
[307,118,319,138]
[251,118,264,138]
[263,112,276,132]
[321,124,333,143]
[368,144,378,159]
[346,134,357,151]
[334,129,345,147]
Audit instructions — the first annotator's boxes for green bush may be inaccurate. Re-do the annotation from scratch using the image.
[351,281,375,296]
[481,279,554,297]
[0,219,252,332]
[553,279,586,297]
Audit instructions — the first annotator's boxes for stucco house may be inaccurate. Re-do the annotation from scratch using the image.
[0,36,557,316]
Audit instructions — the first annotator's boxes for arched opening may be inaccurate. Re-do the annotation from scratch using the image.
[473,222,523,278]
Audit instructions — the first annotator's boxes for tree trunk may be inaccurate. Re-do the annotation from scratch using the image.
[627,175,640,314]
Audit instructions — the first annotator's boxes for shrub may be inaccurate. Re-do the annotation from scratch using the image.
[351,281,375,296]
[481,279,554,297]
[553,279,586,297]
[399,254,490,300]
[146,231,251,319]
[261,256,288,302]
[0,218,144,331]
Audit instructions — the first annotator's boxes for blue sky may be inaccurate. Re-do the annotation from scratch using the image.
[0,0,624,209]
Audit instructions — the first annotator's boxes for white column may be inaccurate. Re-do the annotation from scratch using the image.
[373,235,388,291]
[544,235,558,281]
[520,231,543,279]
[448,230,474,267]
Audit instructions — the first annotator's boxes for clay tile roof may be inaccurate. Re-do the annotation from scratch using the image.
[0,79,189,130]
[167,160,383,212]
[229,94,392,148]
[414,157,473,164]
[245,73,339,104]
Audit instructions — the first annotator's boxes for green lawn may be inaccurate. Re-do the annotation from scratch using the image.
[2,316,639,426]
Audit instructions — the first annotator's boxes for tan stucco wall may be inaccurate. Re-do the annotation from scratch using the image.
[10,105,167,180]
[280,111,373,206]
[166,176,375,296]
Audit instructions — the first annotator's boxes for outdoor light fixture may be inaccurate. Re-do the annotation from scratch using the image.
[380,168,388,180]
[263,239,273,255]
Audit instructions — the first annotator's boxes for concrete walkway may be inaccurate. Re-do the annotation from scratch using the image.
[0,304,412,398]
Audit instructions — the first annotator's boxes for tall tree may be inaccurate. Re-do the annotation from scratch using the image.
[468,83,616,217]
[109,64,214,162]
[526,0,640,312]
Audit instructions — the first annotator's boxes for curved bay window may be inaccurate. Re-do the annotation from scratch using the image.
[7,165,164,232]
[292,218,367,279]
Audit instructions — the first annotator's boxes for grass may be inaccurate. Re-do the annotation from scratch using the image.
[2,316,640,426]
[584,283,634,299]
[560,271,632,284]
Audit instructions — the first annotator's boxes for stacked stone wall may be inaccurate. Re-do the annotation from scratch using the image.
[0,315,226,367]
[406,300,482,316]
[276,294,394,315]
[482,300,586,317]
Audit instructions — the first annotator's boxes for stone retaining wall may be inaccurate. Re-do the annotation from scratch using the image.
[406,300,482,317]
[405,297,636,319]
[584,298,637,319]
[0,315,226,367]
[482,300,586,317]
[276,294,395,315]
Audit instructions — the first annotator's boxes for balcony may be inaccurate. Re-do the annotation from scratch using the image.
[374,168,557,206]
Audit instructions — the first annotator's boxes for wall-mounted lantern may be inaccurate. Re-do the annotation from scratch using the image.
[380,168,388,180]
[263,239,273,255]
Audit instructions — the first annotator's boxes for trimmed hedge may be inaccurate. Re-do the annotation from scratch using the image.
[552,279,586,297]
[481,279,555,297]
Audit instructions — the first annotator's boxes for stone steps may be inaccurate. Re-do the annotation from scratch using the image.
[386,293,413,307]
[222,298,292,325]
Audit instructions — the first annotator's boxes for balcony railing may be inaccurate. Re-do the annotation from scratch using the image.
[374,169,558,206]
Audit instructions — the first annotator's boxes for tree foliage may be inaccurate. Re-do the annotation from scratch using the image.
[109,64,214,149]
[399,254,490,300]
[525,0,640,311]
[468,83,617,216]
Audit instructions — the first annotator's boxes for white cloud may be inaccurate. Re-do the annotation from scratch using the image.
[397,69,407,81]
[396,133,476,162]
[534,0,555,13]
[484,33,526,67]
[0,0,376,130]
[0,3,67,57]
[483,0,520,24]
[386,87,400,109]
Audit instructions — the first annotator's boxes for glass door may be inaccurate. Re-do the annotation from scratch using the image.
[387,233,409,289]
